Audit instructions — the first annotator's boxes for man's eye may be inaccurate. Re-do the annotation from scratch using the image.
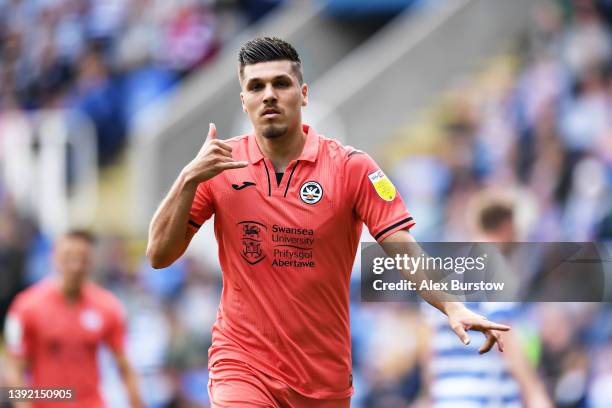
[275,81,290,88]
[250,84,263,91]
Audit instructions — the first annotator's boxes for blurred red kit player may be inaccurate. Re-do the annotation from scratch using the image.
[3,231,143,408]
[147,37,510,407]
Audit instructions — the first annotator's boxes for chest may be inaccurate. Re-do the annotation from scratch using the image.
[33,303,106,354]
[212,159,349,228]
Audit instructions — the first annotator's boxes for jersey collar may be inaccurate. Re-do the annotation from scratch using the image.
[247,124,320,164]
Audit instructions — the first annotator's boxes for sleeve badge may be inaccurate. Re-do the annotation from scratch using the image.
[368,170,397,201]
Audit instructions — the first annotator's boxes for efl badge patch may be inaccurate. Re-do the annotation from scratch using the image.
[300,181,323,204]
[368,170,396,201]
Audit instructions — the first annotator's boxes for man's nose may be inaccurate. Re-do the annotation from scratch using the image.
[263,84,277,104]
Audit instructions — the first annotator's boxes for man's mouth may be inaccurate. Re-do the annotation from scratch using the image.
[262,108,280,118]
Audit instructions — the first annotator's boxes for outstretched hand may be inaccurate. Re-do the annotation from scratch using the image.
[445,303,511,354]
[184,123,248,184]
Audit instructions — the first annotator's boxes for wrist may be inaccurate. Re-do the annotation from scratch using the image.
[441,301,465,316]
[179,166,200,189]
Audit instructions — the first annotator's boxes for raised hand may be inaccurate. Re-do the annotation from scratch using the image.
[184,123,248,184]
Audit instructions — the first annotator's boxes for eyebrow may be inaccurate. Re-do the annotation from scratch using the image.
[246,74,293,86]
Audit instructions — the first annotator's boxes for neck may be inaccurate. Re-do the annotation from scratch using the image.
[58,278,82,302]
[255,123,306,172]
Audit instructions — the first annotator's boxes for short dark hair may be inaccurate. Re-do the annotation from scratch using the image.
[62,229,96,245]
[238,37,303,84]
[478,203,514,232]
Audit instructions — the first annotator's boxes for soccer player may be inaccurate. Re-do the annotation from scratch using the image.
[146,37,510,407]
[3,230,143,408]
[422,196,552,407]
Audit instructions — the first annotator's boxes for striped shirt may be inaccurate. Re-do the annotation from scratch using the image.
[423,302,521,408]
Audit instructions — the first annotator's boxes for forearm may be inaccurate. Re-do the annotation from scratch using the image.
[503,332,552,407]
[380,230,461,315]
[146,169,198,268]
[5,355,33,408]
[122,370,144,408]
[5,355,27,388]
[113,353,144,408]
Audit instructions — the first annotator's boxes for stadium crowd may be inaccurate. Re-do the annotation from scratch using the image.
[0,0,282,164]
[1,0,611,407]
[373,0,612,406]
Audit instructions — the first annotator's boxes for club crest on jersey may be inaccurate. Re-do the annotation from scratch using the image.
[299,181,323,204]
[80,309,103,332]
[237,221,267,264]
[368,170,396,201]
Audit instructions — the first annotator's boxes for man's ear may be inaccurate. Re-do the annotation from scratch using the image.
[301,83,308,107]
[240,92,247,113]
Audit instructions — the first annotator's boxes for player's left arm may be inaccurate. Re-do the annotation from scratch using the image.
[104,298,144,408]
[111,351,144,408]
[346,152,509,352]
[381,229,510,354]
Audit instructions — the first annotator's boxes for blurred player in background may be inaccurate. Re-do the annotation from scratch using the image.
[421,194,552,408]
[3,230,143,408]
[146,36,509,407]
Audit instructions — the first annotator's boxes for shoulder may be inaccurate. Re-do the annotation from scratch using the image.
[317,135,369,165]
[10,281,53,315]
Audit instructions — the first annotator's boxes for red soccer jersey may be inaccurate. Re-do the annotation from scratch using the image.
[4,279,126,408]
[189,124,415,399]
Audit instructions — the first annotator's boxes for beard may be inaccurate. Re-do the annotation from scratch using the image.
[262,123,288,139]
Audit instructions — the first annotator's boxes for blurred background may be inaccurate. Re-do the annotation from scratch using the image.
[0,0,611,406]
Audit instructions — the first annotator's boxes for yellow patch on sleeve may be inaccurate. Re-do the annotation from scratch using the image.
[368,170,396,201]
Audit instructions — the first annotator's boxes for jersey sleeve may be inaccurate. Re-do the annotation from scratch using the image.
[345,151,415,242]
[188,181,215,232]
[103,297,127,354]
[4,295,33,358]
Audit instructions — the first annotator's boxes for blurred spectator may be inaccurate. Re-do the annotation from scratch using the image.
[0,201,27,330]
[420,194,552,408]
[72,45,126,165]
[0,0,251,166]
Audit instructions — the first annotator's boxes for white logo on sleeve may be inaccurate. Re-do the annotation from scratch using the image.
[300,181,323,204]
[5,315,24,351]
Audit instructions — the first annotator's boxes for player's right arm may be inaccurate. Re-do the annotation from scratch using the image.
[4,355,33,408]
[4,304,34,408]
[146,123,248,268]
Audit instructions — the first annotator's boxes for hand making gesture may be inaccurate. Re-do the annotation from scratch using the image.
[444,303,511,353]
[184,123,249,184]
